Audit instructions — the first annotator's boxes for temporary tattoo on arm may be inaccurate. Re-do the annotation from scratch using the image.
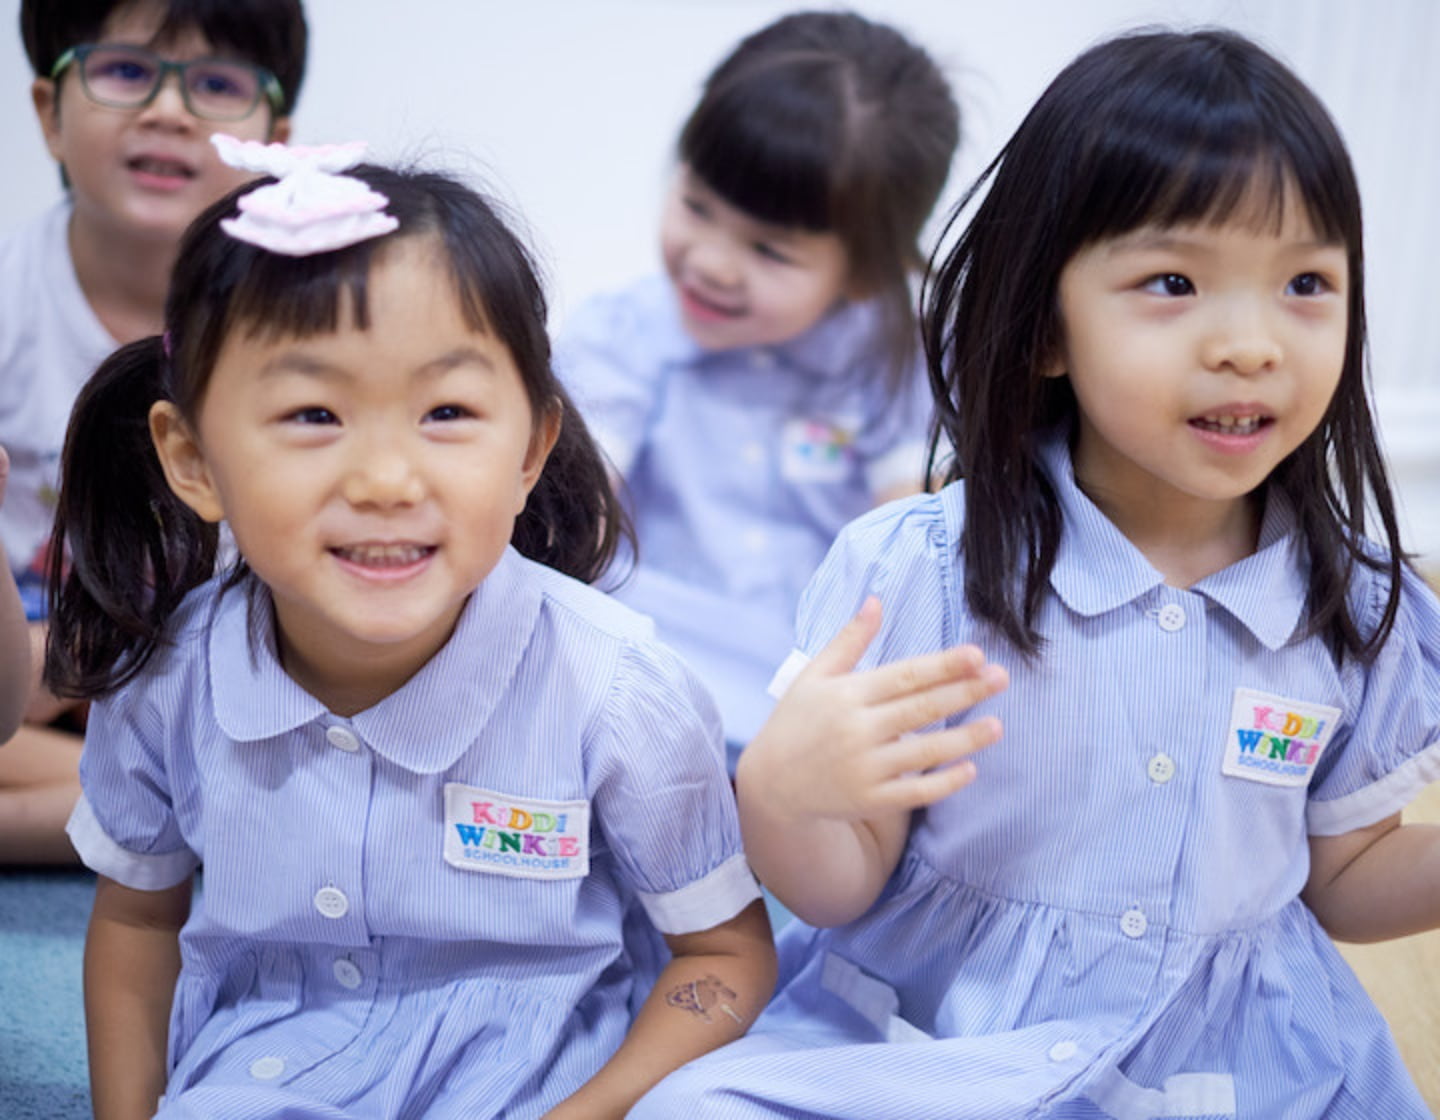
[666,974,744,1025]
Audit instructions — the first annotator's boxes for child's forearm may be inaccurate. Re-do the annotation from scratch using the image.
[544,899,776,1120]
[1306,815,1440,942]
[86,876,190,1120]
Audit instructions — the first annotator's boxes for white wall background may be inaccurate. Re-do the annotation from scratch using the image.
[4,0,1439,556]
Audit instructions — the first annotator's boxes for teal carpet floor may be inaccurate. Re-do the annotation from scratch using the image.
[0,868,92,1117]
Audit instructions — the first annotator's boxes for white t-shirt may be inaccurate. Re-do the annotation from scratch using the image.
[0,201,117,616]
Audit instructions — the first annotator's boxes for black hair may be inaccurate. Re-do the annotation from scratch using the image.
[680,9,959,394]
[21,0,308,114]
[45,164,629,699]
[923,27,1404,660]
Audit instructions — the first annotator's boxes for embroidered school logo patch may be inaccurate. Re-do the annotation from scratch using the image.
[1222,687,1341,788]
[780,416,857,482]
[442,783,589,879]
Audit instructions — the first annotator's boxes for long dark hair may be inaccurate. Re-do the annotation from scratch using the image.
[46,165,629,699]
[681,9,959,394]
[923,27,1404,659]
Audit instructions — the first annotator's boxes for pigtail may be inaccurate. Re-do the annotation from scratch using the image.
[513,383,631,586]
[44,338,218,699]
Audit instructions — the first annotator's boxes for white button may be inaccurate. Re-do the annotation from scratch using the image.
[333,958,363,989]
[325,726,360,753]
[249,1056,285,1081]
[741,441,765,465]
[314,887,349,919]
[1147,753,1176,784]
[1048,1040,1078,1062]
[743,528,768,553]
[1120,907,1148,938]
[1157,604,1186,632]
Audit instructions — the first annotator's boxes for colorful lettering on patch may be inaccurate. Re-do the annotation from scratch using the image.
[1222,687,1340,789]
[442,783,590,879]
[780,415,858,483]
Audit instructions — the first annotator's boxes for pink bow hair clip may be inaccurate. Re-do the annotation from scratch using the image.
[212,134,399,256]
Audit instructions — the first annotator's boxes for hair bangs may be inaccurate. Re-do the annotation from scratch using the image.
[1059,36,1360,255]
[680,57,844,231]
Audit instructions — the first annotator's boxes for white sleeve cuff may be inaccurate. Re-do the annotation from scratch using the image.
[66,794,198,890]
[865,438,928,495]
[1307,738,1440,835]
[636,853,761,935]
[767,649,811,700]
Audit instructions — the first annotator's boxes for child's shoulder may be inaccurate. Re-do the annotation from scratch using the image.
[525,555,660,646]
[833,481,964,559]
[1346,548,1440,658]
[0,202,74,355]
[798,484,965,643]
[560,275,682,349]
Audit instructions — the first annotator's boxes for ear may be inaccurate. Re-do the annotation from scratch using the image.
[1040,339,1069,380]
[518,399,563,501]
[149,401,226,523]
[31,78,63,162]
[267,115,292,144]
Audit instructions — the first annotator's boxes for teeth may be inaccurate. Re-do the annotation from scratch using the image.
[335,543,429,567]
[1197,414,1264,435]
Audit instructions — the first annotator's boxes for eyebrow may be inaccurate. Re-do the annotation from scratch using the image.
[257,346,498,382]
[1105,230,1343,255]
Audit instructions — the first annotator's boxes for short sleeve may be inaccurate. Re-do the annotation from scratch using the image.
[66,683,199,890]
[587,639,760,935]
[770,491,956,698]
[1307,563,1440,835]
[554,281,672,477]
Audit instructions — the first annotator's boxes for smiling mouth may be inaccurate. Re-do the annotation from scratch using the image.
[681,285,745,320]
[1190,413,1272,436]
[332,543,435,568]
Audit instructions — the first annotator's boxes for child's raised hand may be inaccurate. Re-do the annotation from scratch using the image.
[740,597,1007,824]
[0,443,10,507]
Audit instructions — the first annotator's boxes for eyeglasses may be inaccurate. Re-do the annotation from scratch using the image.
[50,43,282,123]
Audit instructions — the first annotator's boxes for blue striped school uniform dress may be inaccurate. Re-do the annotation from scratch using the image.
[632,430,1439,1119]
[66,547,759,1119]
[556,276,932,765]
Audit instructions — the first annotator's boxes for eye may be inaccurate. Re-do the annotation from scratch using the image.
[1286,272,1330,297]
[753,241,794,265]
[286,406,338,425]
[190,69,247,98]
[424,403,475,423]
[682,194,710,220]
[96,57,154,84]
[1141,273,1195,297]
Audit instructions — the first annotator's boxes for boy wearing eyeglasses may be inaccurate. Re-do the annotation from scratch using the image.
[0,0,306,863]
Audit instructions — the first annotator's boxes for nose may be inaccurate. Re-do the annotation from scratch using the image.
[687,230,742,291]
[137,68,195,127]
[340,438,425,509]
[1201,297,1282,376]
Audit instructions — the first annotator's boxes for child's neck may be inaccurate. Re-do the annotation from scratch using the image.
[67,211,175,344]
[1080,483,1262,589]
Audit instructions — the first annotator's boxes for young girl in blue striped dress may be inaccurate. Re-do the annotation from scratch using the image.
[557,11,959,772]
[44,139,774,1120]
[632,28,1440,1119]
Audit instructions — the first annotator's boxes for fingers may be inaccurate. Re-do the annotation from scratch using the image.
[880,715,1002,776]
[871,661,1008,741]
[803,596,883,678]
[871,717,1003,810]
